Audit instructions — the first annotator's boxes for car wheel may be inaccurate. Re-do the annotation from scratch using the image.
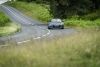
[61,27,64,29]
[51,26,54,29]
[48,27,51,29]
[60,25,64,29]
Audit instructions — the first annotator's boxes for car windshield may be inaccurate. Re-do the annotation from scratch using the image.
[50,22,61,24]
[51,19,62,22]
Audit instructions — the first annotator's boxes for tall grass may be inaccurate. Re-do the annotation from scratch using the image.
[0,29,100,67]
[0,23,20,37]
[0,11,10,27]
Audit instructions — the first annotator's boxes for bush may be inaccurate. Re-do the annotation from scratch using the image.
[67,15,80,20]
[0,10,20,37]
[81,11,100,21]
[0,11,10,27]
[63,14,100,27]
[63,19,99,28]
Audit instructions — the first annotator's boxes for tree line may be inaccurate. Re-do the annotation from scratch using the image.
[11,0,100,18]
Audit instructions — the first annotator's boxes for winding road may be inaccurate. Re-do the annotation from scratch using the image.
[0,1,76,45]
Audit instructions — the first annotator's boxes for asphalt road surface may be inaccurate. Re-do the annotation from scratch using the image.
[0,4,76,45]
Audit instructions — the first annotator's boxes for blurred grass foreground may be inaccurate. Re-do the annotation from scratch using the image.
[0,29,100,67]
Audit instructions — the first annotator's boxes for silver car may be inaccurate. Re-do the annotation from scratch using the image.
[48,19,64,29]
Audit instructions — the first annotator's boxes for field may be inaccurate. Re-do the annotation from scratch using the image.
[0,29,100,67]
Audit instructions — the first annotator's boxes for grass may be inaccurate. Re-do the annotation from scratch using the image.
[0,10,20,37]
[0,23,20,37]
[0,29,100,67]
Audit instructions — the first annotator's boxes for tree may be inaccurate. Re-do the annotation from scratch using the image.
[47,0,94,18]
[91,0,100,9]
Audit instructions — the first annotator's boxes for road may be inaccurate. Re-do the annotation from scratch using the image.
[0,4,76,45]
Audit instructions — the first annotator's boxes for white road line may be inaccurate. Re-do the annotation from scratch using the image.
[17,29,50,44]
[0,44,10,47]
[18,40,30,44]
[34,37,41,40]
[43,35,46,37]
[0,5,51,47]
[2,5,31,25]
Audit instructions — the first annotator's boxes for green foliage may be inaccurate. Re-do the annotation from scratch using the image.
[46,0,94,18]
[63,15,100,28]
[0,11,10,27]
[62,12,100,28]
[13,0,100,19]
[67,15,80,20]
[93,19,100,26]
[0,10,20,37]
[82,11,100,21]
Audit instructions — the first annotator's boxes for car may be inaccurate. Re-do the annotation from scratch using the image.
[48,19,64,29]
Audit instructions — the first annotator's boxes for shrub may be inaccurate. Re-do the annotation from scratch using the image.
[81,11,100,21]
[0,10,20,37]
[0,11,10,27]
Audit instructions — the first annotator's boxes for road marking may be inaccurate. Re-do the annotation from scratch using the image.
[2,5,31,25]
[18,40,30,44]
[0,44,10,47]
[0,5,51,47]
[17,28,50,44]
[43,35,46,37]
[34,37,41,39]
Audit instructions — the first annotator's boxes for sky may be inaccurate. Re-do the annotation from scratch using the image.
[0,0,11,4]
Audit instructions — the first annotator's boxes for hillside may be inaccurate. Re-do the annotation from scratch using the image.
[0,10,20,37]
